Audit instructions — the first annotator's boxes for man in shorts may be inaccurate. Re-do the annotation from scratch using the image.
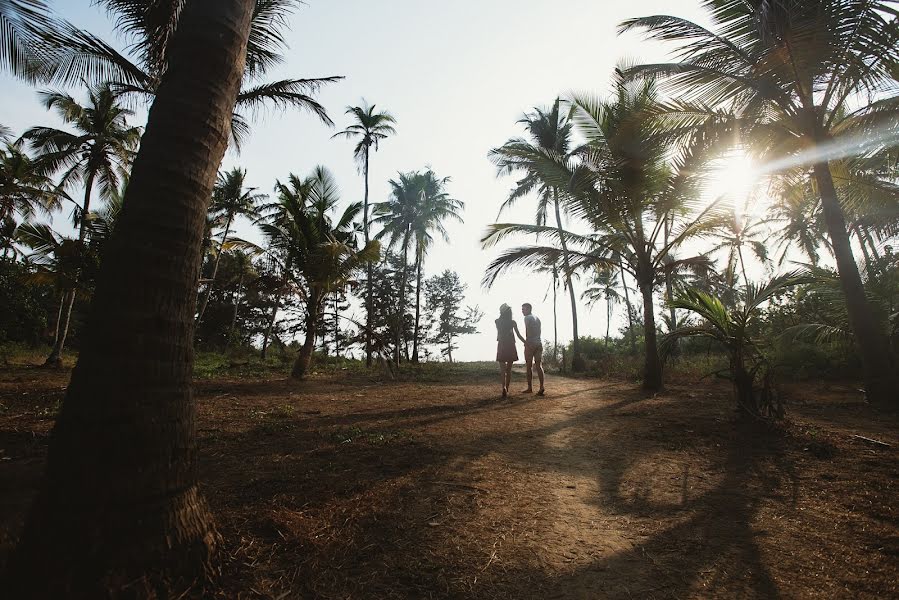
[520,303,545,396]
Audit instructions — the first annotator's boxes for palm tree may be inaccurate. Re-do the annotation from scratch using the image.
[0,0,57,80]
[7,1,253,592]
[196,167,265,326]
[666,272,809,418]
[621,0,899,402]
[408,170,463,362]
[0,142,59,256]
[226,249,258,346]
[707,207,769,289]
[483,77,720,390]
[20,83,140,367]
[259,166,379,379]
[489,98,586,370]
[332,101,396,366]
[582,267,621,346]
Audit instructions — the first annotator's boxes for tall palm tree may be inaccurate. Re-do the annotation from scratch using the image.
[6,0,254,592]
[582,267,621,346]
[196,167,265,325]
[408,170,463,362]
[373,171,422,364]
[21,83,140,367]
[332,101,396,366]
[707,208,769,289]
[621,0,899,402]
[259,166,378,379]
[489,98,586,370]
[483,78,721,390]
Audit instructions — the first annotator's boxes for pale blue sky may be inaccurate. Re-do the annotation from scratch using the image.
[1,1,717,361]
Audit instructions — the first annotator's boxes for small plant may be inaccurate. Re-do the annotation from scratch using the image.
[664,272,808,419]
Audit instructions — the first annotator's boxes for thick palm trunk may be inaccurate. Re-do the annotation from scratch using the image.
[6,2,253,595]
[44,172,95,367]
[411,249,424,362]
[639,278,663,391]
[196,213,233,326]
[292,291,320,379]
[553,192,582,370]
[812,162,896,404]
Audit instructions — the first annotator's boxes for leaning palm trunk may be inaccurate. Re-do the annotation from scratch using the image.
[196,212,233,326]
[6,1,253,594]
[44,171,96,367]
[292,289,321,379]
[553,192,582,370]
[812,162,896,404]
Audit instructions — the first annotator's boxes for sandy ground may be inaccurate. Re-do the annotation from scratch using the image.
[0,365,897,599]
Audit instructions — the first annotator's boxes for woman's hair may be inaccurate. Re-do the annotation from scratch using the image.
[499,304,512,318]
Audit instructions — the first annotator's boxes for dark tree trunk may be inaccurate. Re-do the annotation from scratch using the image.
[196,212,233,326]
[44,170,95,368]
[395,229,410,366]
[412,249,423,363]
[552,266,559,360]
[292,290,320,379]
[553,192,582,370]
[228,272,244,346]
[639,278,663,391]
[812,162,896,405]
[363,150,373,367]
[5,2,254,595]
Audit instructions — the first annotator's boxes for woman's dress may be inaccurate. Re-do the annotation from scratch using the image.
[496,317,518,362]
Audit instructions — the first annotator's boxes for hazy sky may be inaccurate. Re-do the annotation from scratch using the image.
[1,0,718,361]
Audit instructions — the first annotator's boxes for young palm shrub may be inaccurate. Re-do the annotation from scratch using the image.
[665,273,808,418]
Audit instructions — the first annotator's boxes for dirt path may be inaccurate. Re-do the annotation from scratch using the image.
[1,366,896,599]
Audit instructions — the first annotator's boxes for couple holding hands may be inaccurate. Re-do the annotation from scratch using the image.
[495,302,545,398]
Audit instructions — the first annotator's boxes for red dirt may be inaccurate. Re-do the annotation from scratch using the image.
[0,366,896,599]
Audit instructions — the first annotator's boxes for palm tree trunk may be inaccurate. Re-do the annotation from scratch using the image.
[292,289,320,379]
[412,248,423,363]
[196,212,233,326]
[552,266,559,360]
[363,150,374,368]
[334,291,340,358]
[261,257,290,360]
[228,271,244,346]
[44,171,95,367]
[620,265,637,354]
[812,162,896,404]
[395,230,410,366]
[639,278,663,391]
[606,299,611,346]
[6,1,253,594]
[553,191,582,370]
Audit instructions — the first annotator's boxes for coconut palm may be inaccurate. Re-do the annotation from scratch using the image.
[582,267,622,346]
[6,3,254,592]
[483,77,721,390]
[707,207,769,289]
[0,142,59,253]
[489,98,586,370]
[665,272,809,418]
[20,83,140,366]
[621,0,899,402]
[332,101,396,366]
[409,170,463,362]
[196,167,266,325]
[259,166,379,378]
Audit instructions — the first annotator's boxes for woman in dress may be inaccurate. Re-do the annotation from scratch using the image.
[495,303,523,398]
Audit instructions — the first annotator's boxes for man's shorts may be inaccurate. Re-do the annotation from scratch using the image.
[524,343,543,363]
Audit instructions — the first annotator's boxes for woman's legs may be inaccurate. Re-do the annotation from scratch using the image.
[504,362,512,393]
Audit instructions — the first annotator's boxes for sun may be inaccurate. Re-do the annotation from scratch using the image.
[703,151,771,221]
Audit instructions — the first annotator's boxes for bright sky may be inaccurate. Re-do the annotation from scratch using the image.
[1,0,722,362]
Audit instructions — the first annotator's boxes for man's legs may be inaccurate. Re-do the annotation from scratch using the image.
[523,345,534,392]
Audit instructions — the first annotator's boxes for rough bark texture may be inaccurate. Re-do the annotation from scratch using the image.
[5,1,254,596]
[813,162,896,405]
[640,280,663,391]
